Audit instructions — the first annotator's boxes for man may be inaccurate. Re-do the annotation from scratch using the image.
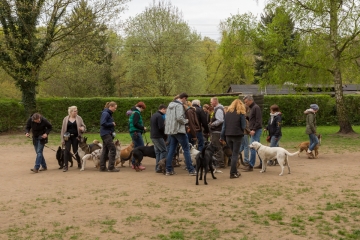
[165,93,196,176]
[191,99,210,151]
[25,113,52,173]
[150,104,167,173]
[209,97,225,168]
[242,95,262,172]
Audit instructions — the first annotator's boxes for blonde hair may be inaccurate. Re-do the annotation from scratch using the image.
[227,99,246,115]
[104,101,117,109]
[223,106,229,113]
[68,106,77,115]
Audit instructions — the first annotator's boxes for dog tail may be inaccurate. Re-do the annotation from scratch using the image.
[285,150,299,157]
[121,150,133,161]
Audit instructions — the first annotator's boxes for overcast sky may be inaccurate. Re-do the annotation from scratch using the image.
[121,0,267,41]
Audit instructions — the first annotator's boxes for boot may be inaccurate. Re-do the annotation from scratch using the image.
[242,165,253,172]
[77,160,82,169]
[254,163,262,169]
[306,150,314,159]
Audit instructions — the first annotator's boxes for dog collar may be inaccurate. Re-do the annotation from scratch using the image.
[256,145,261,151]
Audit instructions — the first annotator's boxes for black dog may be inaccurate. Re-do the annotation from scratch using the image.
[56,146,73,169]
[196,143,218,185]
[129,145,156,171]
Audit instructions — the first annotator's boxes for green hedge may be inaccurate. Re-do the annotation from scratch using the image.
[1,95,360,133]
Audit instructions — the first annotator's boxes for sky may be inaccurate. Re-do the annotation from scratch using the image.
[120,0,266,41]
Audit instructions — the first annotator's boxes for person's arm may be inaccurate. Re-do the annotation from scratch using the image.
[133,112,144,130]
[25,118,32,136]
[175,104,188,124]
[200,109,209,133]
[309,114,316,133]
[220,119,226,140]
[240,114,246,131]
[100,112,113,127]
[157,114,165,132]
[274,115,281,138]
[43,118,52,135]
[211,108,224,126]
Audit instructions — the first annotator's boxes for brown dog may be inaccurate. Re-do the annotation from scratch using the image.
[219,139,240,168]
[117,142,134,167]
[297,134,321,158]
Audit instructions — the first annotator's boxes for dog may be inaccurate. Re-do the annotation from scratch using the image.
[297,134,322,158]
[249,141,299,176]
[77,136,102,160]
[127,145,156,171]
[196,143,218,185]
[157,158,166,174]
[117,142,134,167]
[55,146,73,169]
[219,139,241,169]
[179,143,200,166]
[80,140,121,171]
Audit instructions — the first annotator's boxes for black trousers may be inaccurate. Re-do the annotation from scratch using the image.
[100,134,116,170]
[64,135,80,167]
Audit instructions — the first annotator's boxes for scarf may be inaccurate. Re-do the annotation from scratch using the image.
[270,112,280,124]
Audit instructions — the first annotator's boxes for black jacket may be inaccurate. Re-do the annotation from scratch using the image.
[150,111,166,139]
[266,114,282,138]
[25,116,52,144]
[193,104,209,134]
[248,102,262,131]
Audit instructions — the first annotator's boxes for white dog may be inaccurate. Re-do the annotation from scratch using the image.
[249,141,299,176]
[80,140,121,171]
[179,143,200,166]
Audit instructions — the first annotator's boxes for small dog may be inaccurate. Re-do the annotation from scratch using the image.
[179,143,200,166]
[56,146,73,169]
[196,143,218,185]
[297,134,322,158]
[117,142,134,167]
[219,139,240,168]
[80,140,120,171]
[157,158,166,174]
[77,136,102,160]
[249,141,298,176]
[128,145,156,171]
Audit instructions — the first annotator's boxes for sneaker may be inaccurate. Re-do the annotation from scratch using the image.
[63,167,68,172]
[108,168,120,172]
[230,173,239,179]
[165,171,175,176]
[30,168,39,173]
[132,164,146,170]
[99,168,107,172]
[39,167,47,171]
[189,171,197,176]
[156,169,163,173]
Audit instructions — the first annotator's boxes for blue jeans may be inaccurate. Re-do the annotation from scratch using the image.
[270,136,281,147]
[187,131,205,152]
[308,134,319,151]
[151,138,167,171]
[33,138,47,170]
[249,129,263,167]
[239,135,249,164]
[130,132,144,165]
[166,134,195,173]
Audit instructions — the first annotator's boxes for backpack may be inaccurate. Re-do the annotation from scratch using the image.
[184,107,201,139]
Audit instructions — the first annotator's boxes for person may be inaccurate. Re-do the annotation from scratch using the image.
[239,105,250,165]
[265,104,282,147]
[99,101,120,172]
[25,113,52,173]
[192,99,210,151]
[305,104,319,159]
[242,95,262,172]
[60,106,86,172]
[209,97,225,168]
[220,99,246,179]
[129,101,147,170]
[164,93,197,176]
[150,104,167,173]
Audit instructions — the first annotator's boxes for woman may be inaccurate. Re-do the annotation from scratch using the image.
[305,104,319,159]
[60,106,86,172]
[265,104,282,147]
[129,101,147,170]
[220,99,246,179]
[99,101,119,172]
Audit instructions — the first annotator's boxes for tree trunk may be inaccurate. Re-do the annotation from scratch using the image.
[333,68,354,134]
[18,80,37,117]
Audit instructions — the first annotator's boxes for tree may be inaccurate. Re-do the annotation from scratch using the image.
[0,0,128,115]
[268,0,360,133]
[121,0,205,97]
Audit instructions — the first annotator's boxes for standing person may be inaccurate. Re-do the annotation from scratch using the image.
[242,95,262,172]
[165,93,197,176]
[192,99,210,151]
[209,97,225,168]
[25,113,52,173]
[60,106,86,172]
[220,99,246,179]
[150,104,167,173]
[239,105,250,165]
[99,101,120,172]
[305,104,319,159]
[129,101,147,170]
[265,104,282,147]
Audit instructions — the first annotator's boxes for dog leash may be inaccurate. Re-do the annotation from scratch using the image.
[27,135,57,152]
[143,131,150,146]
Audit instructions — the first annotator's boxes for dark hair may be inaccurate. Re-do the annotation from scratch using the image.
[31,113,41,121]
[270,104,279,112]
[158,104,167,110]
[178,92,188,99]
[104,101,117,109]
[136,101,146,109]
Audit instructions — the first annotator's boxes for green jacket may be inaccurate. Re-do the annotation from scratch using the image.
[305,111,316,134]
[129,108,144,134]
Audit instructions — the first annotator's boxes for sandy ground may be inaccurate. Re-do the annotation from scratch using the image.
[0,135,359,240]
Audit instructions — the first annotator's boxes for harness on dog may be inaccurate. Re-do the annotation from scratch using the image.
[255,145,263,162]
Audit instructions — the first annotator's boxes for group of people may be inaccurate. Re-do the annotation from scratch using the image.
[25,93,320,176]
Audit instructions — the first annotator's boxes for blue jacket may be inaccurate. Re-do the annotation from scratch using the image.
[100,108,115,137]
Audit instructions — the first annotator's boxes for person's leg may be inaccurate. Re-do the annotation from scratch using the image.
[270,136,281,147]
[71,136,81,168]
[152,138,167,171]
[197,131,204,152]
[131,132,144,165]
[308,134,319,151]
[166,135,177,173]
[229,136,242,176]
[63,139,72,170]
[211,132,224,168]
[176,134,195,174]
[242,135,249,163]
[100,135,111,170]
[249,129,262,167]
[33,139,45,170]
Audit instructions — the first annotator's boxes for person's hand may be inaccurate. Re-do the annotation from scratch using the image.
[144,127,147,132]
[42,133,47,139]
[25,133,30,137]
[250,130,255,136]
[113,122,116,126]
[79,126,85,132]
[62,141,65,145]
